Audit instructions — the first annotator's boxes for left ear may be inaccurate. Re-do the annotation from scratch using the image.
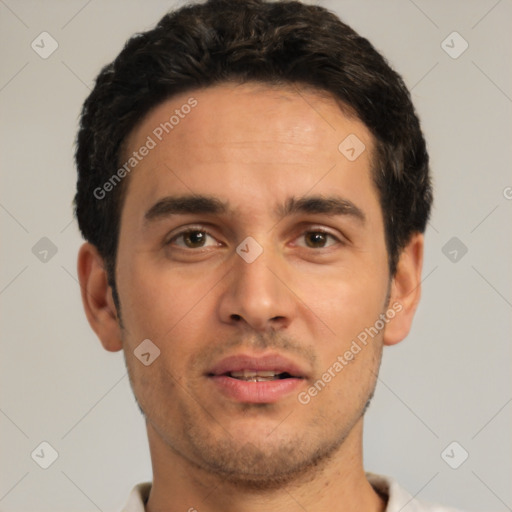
[383,232,424,346]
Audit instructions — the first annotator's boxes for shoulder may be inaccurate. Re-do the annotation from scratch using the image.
[120,482,151,512]
[367,473,468,512]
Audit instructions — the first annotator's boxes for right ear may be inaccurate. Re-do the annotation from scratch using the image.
[77,242,123,352]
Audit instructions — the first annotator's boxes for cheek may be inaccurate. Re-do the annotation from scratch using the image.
[298,272,385,409]
[118,256,221,342]
[119,265,216,413]
[298,263,388,342]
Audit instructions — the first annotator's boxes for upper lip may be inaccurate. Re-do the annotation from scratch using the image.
[208,353,309,379]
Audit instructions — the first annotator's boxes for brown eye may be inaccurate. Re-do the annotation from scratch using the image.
[303,231,335,248]
[305,231,329,249]
[183,231,207,248]
[170,230,217,249]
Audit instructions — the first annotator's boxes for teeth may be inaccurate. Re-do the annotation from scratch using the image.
[230,370,279,378]
[230,370,279,381]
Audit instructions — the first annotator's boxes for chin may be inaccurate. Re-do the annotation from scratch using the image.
[184,425,347,491]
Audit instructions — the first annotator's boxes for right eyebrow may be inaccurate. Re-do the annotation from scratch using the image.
[143,195,229,225]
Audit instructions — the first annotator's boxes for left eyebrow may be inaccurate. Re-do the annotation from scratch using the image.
[276,195,366,224]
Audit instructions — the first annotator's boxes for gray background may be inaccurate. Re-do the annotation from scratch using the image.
[1,0,511,510]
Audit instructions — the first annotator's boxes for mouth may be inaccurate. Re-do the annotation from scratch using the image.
[207,353,308,403]
[225,370,298,382]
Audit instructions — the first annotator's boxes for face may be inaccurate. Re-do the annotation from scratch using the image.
[105,83,406,486]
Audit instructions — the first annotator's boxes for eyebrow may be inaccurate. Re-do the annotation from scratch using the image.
[143,194,365,224]
[277,196,366,223]
[144,195,228,223]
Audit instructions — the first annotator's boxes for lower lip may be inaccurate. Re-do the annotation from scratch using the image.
[210,376,304,403]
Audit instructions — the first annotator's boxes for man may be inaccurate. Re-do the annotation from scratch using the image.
[74,0,463,510]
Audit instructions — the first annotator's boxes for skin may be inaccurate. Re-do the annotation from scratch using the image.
[78,82,423,512]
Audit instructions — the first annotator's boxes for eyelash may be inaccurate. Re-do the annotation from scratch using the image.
[165,226,344,249]
[166,226,216,245]
[298,228,344,248]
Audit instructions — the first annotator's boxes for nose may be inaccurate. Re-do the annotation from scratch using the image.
[217,245,296,332]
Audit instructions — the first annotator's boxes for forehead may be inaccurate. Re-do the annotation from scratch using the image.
[125,82,367,154]
[119,82,378,222]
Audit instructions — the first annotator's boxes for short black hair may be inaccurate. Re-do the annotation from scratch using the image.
[75,0,432,297]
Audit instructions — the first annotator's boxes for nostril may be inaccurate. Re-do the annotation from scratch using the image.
[230,314,242,322]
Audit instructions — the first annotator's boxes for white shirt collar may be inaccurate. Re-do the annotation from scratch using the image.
[121,474,465,512]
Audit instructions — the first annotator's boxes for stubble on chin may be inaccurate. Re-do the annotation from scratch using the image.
[174,387,376,491]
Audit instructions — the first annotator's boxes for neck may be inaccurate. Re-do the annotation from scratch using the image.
[144,418,386,512]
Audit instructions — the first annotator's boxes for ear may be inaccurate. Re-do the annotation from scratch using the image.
[383,233,424,347]
[77,242,123,352]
